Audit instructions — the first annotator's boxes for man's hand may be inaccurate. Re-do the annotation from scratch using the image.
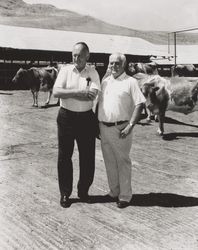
[120,124,133,138]
[75,89,97,101]
[119,103,143,138]
[87,90,97,100]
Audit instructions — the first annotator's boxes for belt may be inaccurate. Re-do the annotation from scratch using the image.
[60,107,92,115]
[102,120,128,127]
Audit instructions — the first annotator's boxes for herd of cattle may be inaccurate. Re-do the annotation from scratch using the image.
[12,62,198,135]
[128,62,198,77]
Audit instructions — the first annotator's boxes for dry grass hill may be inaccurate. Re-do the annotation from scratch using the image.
[0,0,198,45]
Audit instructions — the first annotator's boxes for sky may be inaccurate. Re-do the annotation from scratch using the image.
[24,0,198,32]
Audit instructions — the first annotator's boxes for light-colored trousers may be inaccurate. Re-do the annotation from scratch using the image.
[99,122,133,202]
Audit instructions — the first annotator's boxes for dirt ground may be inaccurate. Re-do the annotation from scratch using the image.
[0,90,198,250]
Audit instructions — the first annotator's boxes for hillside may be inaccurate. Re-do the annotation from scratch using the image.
[0,0,198,45]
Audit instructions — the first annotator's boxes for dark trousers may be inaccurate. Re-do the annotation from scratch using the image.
[57,107,96,197]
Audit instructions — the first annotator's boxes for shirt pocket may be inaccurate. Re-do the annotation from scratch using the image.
[79,77,89,90]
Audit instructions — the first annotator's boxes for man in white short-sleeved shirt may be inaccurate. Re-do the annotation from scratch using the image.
[53,42,100,208]
[98,52,146,208]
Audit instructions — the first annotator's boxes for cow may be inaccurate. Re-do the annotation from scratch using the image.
[128,63,159,119]
[128,62,158,76]
[133,73,198,135]
[133,72,161,121]
[171,64,197,77]
[12,66,58,107]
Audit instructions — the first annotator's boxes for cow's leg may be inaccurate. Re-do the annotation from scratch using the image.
[142,104,148,118]
[146,108,153,122]
[154,114,159,122]
[157,110,165,136]
[143,104,152,122]
[34,91,39,107]
[31,90,34,106]
[143,104,147,116]
[44,90,52,106]
[31,90,38,107]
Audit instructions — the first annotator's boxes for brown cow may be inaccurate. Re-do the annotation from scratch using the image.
[134,73,198,135]
[128,64,159,119]
[12,67,58,107]
[128,62,158,76]
[133,73,164,122]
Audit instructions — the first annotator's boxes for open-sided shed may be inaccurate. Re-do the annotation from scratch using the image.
[0,24,170,89]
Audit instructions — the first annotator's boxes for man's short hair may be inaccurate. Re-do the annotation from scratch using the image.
[74,42,90,54]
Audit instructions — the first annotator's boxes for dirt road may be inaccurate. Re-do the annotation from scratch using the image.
[0,90,198,250]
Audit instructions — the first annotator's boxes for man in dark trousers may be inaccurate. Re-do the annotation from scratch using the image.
[53,42,100,208]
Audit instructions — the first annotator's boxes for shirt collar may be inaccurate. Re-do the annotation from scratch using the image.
[110,72,126,81]
[72,64,88,73]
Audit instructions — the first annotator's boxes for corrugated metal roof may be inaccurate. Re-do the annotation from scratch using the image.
[0,24,169,57]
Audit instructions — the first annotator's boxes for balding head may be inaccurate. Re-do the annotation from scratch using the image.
[109,52,127,78]
[109,53,126,68]
[72,42,90,71]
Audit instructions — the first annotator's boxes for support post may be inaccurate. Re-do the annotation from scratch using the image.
[174,32,177,66]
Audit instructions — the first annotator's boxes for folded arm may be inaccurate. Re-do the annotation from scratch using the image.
[53,87,98,101]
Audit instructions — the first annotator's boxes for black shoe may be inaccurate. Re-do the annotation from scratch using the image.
[117,200,130,209]
[60,195,71,208]
[78,195,92,203]
[103,194,118,202]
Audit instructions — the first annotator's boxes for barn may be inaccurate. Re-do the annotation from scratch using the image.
[0,24,171,89]
[0,25,198,250]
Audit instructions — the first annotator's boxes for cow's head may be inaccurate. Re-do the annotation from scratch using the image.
[128,62,136,75]
[135,63,145,73]
[142,83,169,114]
[141,83,159,113]
[12,68,27,84]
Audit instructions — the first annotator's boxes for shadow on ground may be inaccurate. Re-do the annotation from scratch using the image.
[0,92,13,95]
[68,193,198,207]
[131,193,198,207]
[138,115,198,129]
[67,195,117,205]
[164,116,198,128]
[163,132,198,140]
[39,103,60,109]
